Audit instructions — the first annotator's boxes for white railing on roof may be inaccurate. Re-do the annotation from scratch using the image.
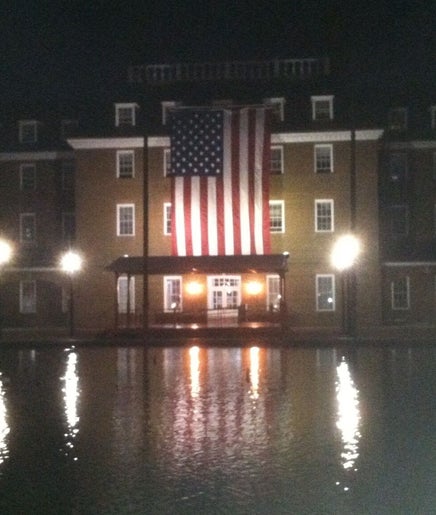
[128,57,330,84]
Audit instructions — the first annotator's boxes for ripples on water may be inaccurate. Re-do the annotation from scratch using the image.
[0,343,434,514]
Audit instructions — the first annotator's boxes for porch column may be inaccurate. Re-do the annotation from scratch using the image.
[114,272,119,331]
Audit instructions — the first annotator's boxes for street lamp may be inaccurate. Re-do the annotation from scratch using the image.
[60,251,82,337]
[331,235,360,336]
[0,239,13,339]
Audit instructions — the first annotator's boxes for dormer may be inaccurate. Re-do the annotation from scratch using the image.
[19,120,38,144]
[161,101,181,125]
[263,97,285,122]
[311,95,334,121]
[115,103,138,127]
[388,107,408,131]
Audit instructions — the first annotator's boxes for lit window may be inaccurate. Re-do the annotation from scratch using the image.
[391,277,410,310]
[267,275,281,311]
[164,148,171,176]
[164,276,182,311]
[315,200,334,232]
[164,202,172,235]
[263,97,285,121]
[19,120,38,144]
[270,146,284,174]
[315,145,333,173]
[389,205,408,237]
[20,213,36,243]
[117,276,135,313]
[316,274,335,311]
[388,107,407,131]
[269,200,284,233]
[20,163,36,190]
[117,204,135,236]
[115,103,138,127]
[117,150,134,178]
[62,161,75,190]
[20,280,36,313]
[311,95,334,121]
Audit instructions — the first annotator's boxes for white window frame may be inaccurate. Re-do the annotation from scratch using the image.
[161,101,181,125]
[164,148,171,176]
[115,103,138,127]
[117,275,135,313]
[117,204,135,236]
[270,146,284,174]
[164,276,182,311]
[20,280,37,314]
[311,95,334,121]
[263,97,285,121]
[316,274,335,311]
[269,200,285,233]
[20,213,36,243]
[164,202,172,235]
[266,274,281,311]
[20,163,36,190]
[19,120,38,144]
[315,199,334,232]
[391,276,410,310]
[314,144,333,173]
[388,107,408,131]
[116,150,135,178]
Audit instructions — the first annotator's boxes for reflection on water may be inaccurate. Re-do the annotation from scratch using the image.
[0,344,434,514]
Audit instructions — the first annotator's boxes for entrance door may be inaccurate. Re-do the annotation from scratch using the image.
[207,276,241,318]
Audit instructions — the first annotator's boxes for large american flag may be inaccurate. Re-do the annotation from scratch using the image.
[169,107,271,256]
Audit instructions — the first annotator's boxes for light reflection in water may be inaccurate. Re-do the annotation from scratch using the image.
[0,372,9,465]
[189,346,200,398]
[62,351,79,459]
[249,346,260,400]
[336,358,361,473]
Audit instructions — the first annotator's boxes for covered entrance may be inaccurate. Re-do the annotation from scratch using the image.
[207,275,241,321]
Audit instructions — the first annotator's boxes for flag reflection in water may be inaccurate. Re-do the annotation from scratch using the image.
[62,351,79,459]
[0,372,9,465]
[336,358,361,472]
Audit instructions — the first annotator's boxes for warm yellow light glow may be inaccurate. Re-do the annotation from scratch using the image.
[62,351,79,459]
[246,281,263,295]
[185,281,203,295]
[0,240,12,266]
[60,251,82,274]
[189,346,200,398]
[331,235,360,271]
[249,346,260,400]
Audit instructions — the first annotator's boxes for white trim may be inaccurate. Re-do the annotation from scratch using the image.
[116,203,135,236]
[272,129,383,144]
[117,275,136,313]
[163,148,171,176]
[314,144,333,173]
[269,200,285,233]
[68,138,144,149]
[315,199,334,232]
[0,151,73,161]
[270,145,284,174]
[311,95,334,121]
[316,274,335,311]
[163,202,172,235]
[115,103,138,127]
[116,149,135,178]
[148,136,170,148]
[164,275,183,311]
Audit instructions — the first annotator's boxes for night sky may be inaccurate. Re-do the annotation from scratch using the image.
[1,0,435,110]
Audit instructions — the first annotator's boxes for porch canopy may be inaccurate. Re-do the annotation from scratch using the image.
[107,254,289,275]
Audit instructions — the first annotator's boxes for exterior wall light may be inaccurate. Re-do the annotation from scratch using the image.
[246,281,263,295]
[0,239,13,338]
[331,235,360,271]
[186,281,203,295]
[60,251,83,337]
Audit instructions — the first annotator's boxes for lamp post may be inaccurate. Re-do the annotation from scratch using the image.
[0,239,13,339]
[60,251,82,337]
[331,235,360,336]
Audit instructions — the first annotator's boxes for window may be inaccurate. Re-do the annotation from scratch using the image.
[164,276,182,311]
[62,212,75,243]
[311,95,334,121]
[391,277,410,310]
[263,97,285,121]
[430,106,436,129]
[314,145,333,173]
[388,108,407,131]
[19,120,38,144]
[316,274,335,311]
[269,200,285,233]
[20,213,36,243]
[164,202,172,235]
[117,276,135,313]
[164,148,171,176]
[20,280,36,313]
[315,200,334,232]
[115,103,137,127]
[270,146,284,174]
[161,101,181,125]
[117,150,134,178]
[20,163,36,190]
[61,161,74,190]
[267,275,281,311]
[389,205,408,237]
[389,153,407,183]
[117,204,135,236]
[61,119,78,139]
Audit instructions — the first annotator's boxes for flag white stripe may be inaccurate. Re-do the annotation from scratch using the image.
[208,178,218,255]
[239,109,250,254]
[191,176,201,255]
[223,110,233,255]
[254,109,265,254]
[174,176,186,256]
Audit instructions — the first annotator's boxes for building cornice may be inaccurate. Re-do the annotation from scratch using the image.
[67,137,144,149]
[387,140,436,150]
[383,261,436,267]
[0,151,74,162]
